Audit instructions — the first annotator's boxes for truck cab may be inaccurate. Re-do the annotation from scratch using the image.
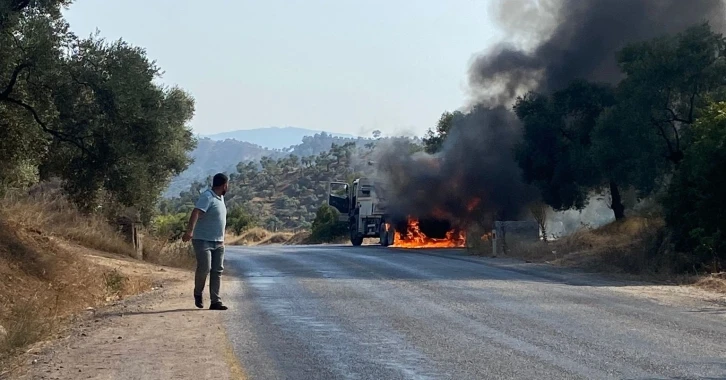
[328,178,394,247]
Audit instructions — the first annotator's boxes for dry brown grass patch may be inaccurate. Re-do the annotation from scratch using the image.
[286,231,312,245]
[227,228,268,245]
[487,217,669,274]
[227,228,297,246]
[258,232,295,245]
[142,237,196,269]
[0,220,151,370]
[550,217,667,274]
[694,273,726,293]
[0,192,134,257]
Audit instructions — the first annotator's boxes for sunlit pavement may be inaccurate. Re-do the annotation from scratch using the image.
[220,245,726,380]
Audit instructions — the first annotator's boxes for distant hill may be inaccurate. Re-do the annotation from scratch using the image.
[160,136,424,231]
[164,132,371,198]
[204,127,356,149]
[164,138,272,197]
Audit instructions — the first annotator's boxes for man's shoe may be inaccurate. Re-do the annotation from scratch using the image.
[209,302,228,310]
[194,295,203,309]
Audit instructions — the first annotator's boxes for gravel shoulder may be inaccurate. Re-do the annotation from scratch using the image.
[9,251,246,380]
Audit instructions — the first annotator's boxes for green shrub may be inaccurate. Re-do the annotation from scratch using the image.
[665,101,726,271]
[309,204,348,243]
[151,212,188,241]
[227,205,256,235]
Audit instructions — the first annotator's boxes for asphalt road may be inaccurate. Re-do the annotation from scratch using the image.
[221,245,726,380]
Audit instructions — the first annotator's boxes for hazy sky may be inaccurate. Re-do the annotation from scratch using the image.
[63,1,503,137]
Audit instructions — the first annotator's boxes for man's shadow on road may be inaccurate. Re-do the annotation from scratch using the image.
[98,308,209,317]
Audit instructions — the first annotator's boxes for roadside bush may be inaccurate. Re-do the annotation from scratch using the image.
[150,212,188,241]
[665,102,726,272]
[0,160,39,194]
[308,204,347,243]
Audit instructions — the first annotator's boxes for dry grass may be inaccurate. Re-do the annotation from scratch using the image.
[228,228,348,246]
[258,232,295,245]
[478,217,672,275]
[0,184,198,372]
[477,217,726,290]
[227,228,269,245]
[0,220,149,369]
[0,188,161,369]
[693,273,726,293]
[227,228,297,246]
[466,224,493,255]
[142,237,196,269]
[0,191,135,257]
[1,188,196,270]
[286,231,312,245]
[549,217,674,275]
[467,217,726,295]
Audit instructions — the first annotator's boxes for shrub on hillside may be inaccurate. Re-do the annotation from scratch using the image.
[665,102,726,271]
[308,204,347,243]
[227,205,257,235]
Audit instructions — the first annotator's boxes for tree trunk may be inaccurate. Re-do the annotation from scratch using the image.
[609,180,625,220]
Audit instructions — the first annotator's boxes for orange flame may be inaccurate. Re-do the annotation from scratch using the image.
[392,217,466,249]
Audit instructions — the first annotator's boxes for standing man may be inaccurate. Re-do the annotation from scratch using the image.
[182,173,229,310]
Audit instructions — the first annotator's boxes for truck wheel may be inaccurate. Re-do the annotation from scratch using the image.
[387,228,395,246]
[350,220,363,246]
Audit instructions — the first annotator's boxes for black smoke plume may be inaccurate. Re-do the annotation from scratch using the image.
[378,0,725,231]
[472,0,726,101]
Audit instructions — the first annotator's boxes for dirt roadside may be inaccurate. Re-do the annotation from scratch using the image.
[6,250,246,380]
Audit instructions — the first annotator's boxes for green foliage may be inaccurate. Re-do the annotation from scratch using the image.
[612,23,726,165]
[0,1,196,221]
[665,101,726,269]
[224,142,361,230]
[227,205,256,235]
[0,159,39,191]
[309,204,347,243]
[159,135,421,232]
[52,37,196,217]
[514,23,726,225]
[514,80,620,216]
[590,24,726,222]
[423,111,462,154]
[151,212,189,241]
[509,23,726,268]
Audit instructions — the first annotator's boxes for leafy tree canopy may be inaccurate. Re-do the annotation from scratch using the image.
[1,0,196,220]
[665,101,726,268]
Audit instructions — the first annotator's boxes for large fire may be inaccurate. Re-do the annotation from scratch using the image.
[392,217,466,249]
